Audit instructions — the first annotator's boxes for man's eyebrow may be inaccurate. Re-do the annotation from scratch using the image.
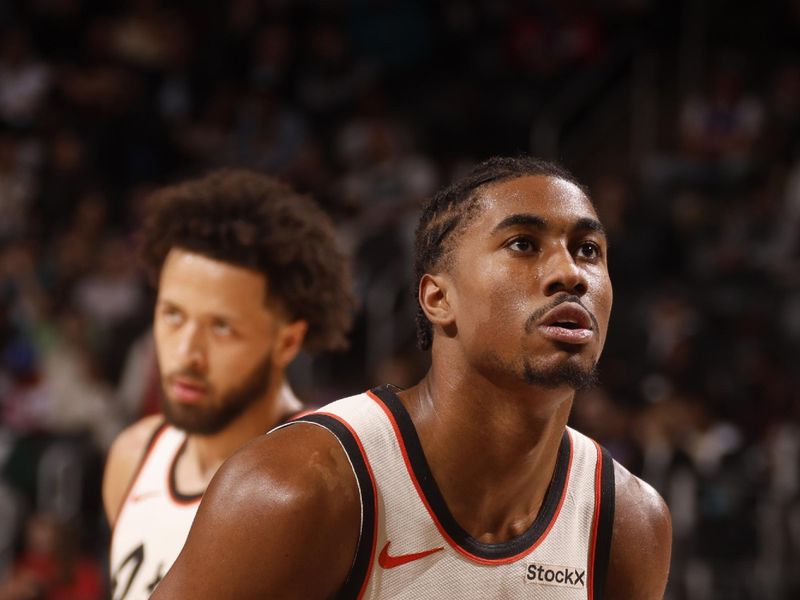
[491,213,547,234]
[491,214,607,239]
[574,217,607,238]
[157,297,240,322]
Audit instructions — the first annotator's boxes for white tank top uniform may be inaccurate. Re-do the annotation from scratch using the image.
[109,423,199,600]
[109,382,301,600]
[280,384,616,599]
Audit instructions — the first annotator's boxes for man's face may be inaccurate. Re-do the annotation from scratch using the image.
[154,248,283,434]
[444,175,613,390]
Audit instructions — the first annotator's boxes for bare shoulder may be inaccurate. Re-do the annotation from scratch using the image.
[152,422,362,600]
[199,421,361,529]
[605,460,672,600]
[102,414,165,525]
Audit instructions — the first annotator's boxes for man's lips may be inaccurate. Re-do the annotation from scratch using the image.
[537,303,595,345]
[168,376,208,403]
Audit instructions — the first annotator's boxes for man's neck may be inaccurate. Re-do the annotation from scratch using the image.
[397,363,574,544]
[176,379,301,493]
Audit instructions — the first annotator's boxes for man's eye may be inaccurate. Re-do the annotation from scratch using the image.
[162,307,183,325]
[212,321,232,336]
[578,242,600,259]
[508,238,536,253]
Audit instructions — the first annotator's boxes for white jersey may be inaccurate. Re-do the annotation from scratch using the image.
[282,385,615,599]
[109,423,200,600]
[108,382,301,599]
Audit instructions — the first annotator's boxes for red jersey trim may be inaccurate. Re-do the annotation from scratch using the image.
[588,440,603,599]
[111,420,168,541]
[313,411,379,600]
[366,388,574,565]
[167,435,203,506]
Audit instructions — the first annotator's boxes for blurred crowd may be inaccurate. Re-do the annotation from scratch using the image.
[0,1,798,599]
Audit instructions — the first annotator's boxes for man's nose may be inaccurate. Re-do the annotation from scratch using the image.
[175,322,207,370]
[541,246,588,297]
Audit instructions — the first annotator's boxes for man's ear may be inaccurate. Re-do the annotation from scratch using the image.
[419,273,454,329]
[273,320,308,369]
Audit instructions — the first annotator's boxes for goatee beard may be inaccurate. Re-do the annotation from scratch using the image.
[522,360,598,391]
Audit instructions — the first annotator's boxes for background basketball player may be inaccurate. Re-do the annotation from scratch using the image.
[102,169,354,600]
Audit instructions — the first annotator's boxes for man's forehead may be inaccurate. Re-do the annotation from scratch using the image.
[475,175,597,226]
[158,248,271,312]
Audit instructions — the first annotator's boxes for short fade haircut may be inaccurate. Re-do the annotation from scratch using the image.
[140,169,355,352]
[414,156,586,350]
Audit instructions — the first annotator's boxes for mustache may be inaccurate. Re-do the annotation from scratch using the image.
[165,367,209,387]
[524,294,600,334]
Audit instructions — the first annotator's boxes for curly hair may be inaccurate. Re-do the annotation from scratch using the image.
[140,169,355,352]
[414,156,586,350]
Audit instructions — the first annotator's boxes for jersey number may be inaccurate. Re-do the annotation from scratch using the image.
[111,544,165,600]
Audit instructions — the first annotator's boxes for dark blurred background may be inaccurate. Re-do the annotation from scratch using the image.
[0,0,798,598]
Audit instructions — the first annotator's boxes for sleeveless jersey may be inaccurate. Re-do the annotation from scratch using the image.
[282,385,615,599]
[108,382,301,599]
[109,423,201,600]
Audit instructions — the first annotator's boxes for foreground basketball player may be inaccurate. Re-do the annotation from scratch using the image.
[153,157,671,599]
[102,170,354,600]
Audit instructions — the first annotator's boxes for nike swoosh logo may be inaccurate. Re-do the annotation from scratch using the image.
[378,541,444,569]
[130,490,161,503]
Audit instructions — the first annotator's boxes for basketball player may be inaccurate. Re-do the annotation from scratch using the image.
[102,169,354,600]
[152,157,672,599]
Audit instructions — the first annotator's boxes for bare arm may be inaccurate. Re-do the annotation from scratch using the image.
[151,423,361,599]
[102,415,164,526]
[605,462,672,600]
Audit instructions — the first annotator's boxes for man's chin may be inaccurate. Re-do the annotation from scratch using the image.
[522,360,598,391]
[161,400,225,435]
